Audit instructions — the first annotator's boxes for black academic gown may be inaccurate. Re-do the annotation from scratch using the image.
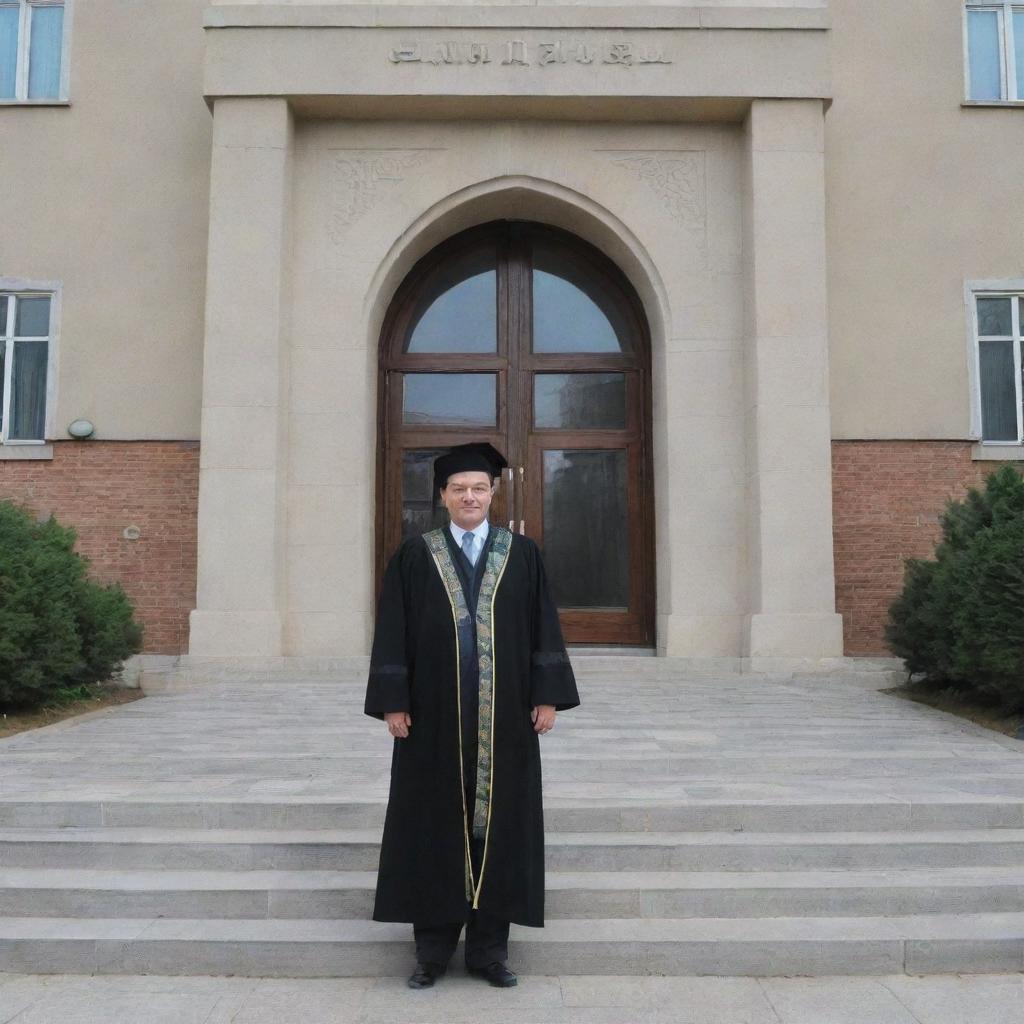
[365,524,580,928]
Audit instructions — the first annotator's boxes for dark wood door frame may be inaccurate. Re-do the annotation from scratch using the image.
[375,220,655,646]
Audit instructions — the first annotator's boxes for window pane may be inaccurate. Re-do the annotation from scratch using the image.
[402,373,496,427]
[535,373,627,430]
[977,296,1012,336]
[542,449,629,609]
[401,448,448,539]
[0,7,17,99]
[0,295,8,333]
[27,3,63,99]
[968,9,1003,100]
[532,237,630,353]
[9,340,47,440]
[15,295,50,337]
[405,245,497,353]
[0,339,6,431]
[1016,11,1024,98]
[979,340,1019,441]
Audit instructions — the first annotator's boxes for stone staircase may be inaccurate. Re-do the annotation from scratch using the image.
[1,661,1022,977]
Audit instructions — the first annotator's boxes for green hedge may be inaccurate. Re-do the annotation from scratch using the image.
[0,501,143,710]
[886,465,1024,710]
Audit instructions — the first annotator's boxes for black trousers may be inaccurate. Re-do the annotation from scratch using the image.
[413,836,510,969]
[413,906,510,969]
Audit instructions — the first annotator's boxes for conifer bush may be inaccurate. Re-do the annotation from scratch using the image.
[0,501,143,710]
[886,465,1024,710]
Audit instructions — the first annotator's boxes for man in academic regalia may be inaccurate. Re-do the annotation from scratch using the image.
[365,442,580,990]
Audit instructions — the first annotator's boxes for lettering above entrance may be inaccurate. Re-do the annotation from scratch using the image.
[388,39,672,68]
[377,221,655,647]
[204,8,830,113]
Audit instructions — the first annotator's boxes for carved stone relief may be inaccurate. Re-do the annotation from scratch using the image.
[329,149,441,242]
[598,150,706,231]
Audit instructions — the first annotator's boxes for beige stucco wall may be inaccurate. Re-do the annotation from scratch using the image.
[0,0,211,441]
[6,1,1017,448]
[826,0,1024,441]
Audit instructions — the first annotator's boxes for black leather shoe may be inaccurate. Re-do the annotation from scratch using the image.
[407,962,446,989]
[468,962,518,987]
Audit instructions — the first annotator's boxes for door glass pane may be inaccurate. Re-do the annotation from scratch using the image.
[980,340,1019,441]
[15,295,50,337]
[532,237,631,353]
[542,449,628,609]
[405,244,497,353]
[401,449,449,539]
[968,9,1002,100]
[403,373,496,427]
[9,340,47,440]
[0,7,17,99]
[28,3,62,98]
[535,373,626,430]
[977,296,1012,336]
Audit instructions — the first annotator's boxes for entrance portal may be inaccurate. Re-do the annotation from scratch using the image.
[377,221,654,645]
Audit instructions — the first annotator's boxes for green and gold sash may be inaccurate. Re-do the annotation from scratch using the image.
[424,525,512,904]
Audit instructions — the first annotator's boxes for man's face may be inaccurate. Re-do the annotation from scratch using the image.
[441,470,495,531]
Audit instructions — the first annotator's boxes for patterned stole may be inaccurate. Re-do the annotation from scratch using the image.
[423,526,513,893]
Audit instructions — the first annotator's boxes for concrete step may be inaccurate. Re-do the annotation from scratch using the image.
[15,758,1020,786]
[2,827,1023,871]
[2,799,1021,831]
[1,866,1021,920]
[0,913,1020,977]
[10,753,1018,780]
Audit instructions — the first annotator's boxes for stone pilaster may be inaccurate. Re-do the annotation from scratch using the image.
[742,99,843,660]
[189,98,292,657]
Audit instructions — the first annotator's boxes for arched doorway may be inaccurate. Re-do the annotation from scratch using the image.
[377,221,654,646]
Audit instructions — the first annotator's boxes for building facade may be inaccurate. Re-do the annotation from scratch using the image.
[1,0,1021,665]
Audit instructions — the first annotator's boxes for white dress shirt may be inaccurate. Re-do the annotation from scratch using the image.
[449,518,490,566]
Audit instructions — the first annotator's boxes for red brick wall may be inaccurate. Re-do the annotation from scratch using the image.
[1,438,1013,659]
[0,441,199,654]
[830,441,1009,657]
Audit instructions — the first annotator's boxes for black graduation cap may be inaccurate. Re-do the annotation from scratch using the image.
[433,442,508,495]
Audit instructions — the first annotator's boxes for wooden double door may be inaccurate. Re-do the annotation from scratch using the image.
[377,221,654,646]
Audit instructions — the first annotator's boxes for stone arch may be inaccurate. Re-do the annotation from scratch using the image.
[366,176,672,648]
[365,175,671,360]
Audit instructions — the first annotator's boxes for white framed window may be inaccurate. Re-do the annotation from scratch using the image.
[966,285,1024,444]
[0,0,69,102]
[964,3,1024,100]
[0,288,56,443]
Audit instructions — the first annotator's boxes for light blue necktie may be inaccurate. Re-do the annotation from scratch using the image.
[461,530,476,566]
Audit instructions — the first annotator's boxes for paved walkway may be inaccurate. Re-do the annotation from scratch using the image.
[1,667,1022,808]
[1,971,1022,1023]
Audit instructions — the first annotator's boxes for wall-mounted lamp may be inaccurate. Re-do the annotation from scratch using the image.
[67,419,95,439]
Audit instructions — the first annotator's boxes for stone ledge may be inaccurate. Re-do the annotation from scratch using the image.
[0,443,53,460]
[205,5,829,32]
[971,443,1024,462]
[961,100,1024,109]
[139,653,905,692]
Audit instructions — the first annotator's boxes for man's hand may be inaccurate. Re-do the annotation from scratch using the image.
[385,712,411,738]
[531,705,556,734]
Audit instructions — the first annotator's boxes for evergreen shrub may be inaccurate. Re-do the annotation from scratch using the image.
[0,501,143,710]
[886,465,1024,710]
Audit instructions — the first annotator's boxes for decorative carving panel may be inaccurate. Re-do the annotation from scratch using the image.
[329,149,440,241]
[599,150,706,231]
